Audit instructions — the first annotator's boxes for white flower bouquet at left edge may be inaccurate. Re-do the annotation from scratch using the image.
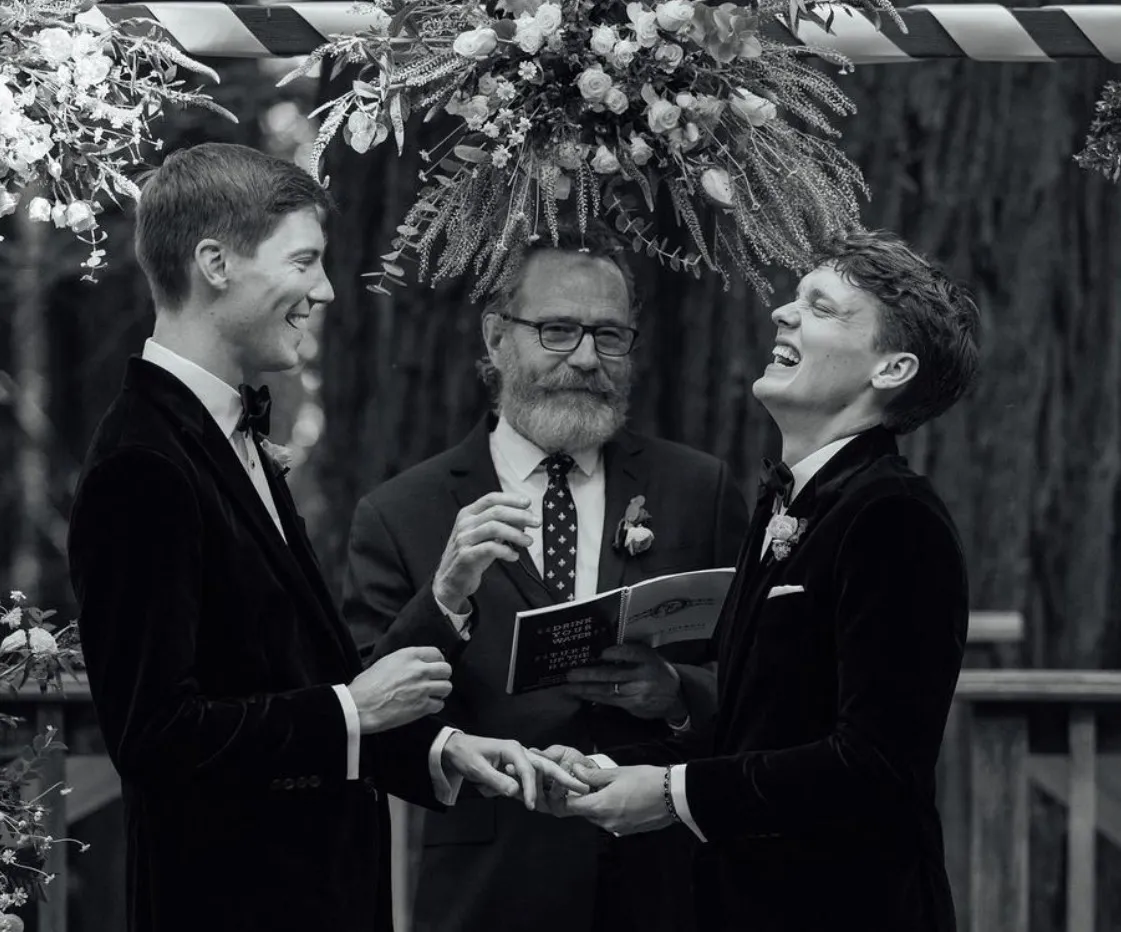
[0,0,236,277]
[0,592,88,929]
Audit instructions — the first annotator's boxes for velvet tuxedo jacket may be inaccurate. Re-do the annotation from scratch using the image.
[612,427,968,932]
[343,415,749,932]
[68,358,443,932]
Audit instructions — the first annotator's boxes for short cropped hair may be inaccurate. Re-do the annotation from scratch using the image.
[814,231,981,434]
[135,142,332,309]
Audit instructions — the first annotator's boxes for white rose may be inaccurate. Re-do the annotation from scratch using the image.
[35,27,74,66]
[604,88,629,115]
[655,42,684,71]
[655,0,694,32]
[627,3,660,47]
[534,2,563,35]
[729,88,777,127]
[0,627,57,655]
[611,39,639,67]
[628,135,654,166]
[646,98,681,135]
[590,24,618,56]
[51,202,68,228]
[452,27,499,61]
[71,31,103,58]
[515,15,545,53]
[0,110,22,136]
[73,53,112,88]
[66,200,96,232]
[0,629,26,653]
[624,525,654,555]
[0,606,21,627]
[590,144,620,174]
[700,166,735,207]
[576,67,613,104]
[26,196,51,222]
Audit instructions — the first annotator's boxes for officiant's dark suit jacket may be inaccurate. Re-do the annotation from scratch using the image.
[68,358,444,932]
[343,414,749,932]
[612,427,967,932]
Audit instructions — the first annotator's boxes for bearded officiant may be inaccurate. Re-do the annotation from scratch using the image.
[342,224,749,932]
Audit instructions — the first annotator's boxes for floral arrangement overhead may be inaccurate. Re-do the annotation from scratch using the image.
[0,0,234,277]
[0,591,87,930]
[1076,81,1121,183]
[291,0,900,300]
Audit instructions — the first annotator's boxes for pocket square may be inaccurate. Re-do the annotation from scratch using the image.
[766,584,805,599]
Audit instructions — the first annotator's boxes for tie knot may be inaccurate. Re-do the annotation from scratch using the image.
[758,457,794,504]
[236,383,272,436]
[543,452,575,480]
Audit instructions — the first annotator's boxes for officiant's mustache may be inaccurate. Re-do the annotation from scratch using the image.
[536,367,622,399]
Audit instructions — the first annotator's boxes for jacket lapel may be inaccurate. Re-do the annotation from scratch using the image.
[448,416,555,611]
[126,359,357,671]
[596,431,648,592]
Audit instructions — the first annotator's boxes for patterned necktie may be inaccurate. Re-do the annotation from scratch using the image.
[541,453,578,602]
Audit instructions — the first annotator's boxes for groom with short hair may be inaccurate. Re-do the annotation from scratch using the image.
[541,231,980,932]
[68,142,577,932]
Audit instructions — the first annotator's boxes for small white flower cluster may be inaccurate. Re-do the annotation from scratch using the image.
[0,2,230,277]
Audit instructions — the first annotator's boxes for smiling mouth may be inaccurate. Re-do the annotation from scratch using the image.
[771,345,801,368]
[285,311,310,331]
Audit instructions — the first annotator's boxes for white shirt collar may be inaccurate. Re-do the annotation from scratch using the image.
[788,434,857,502]
[491,415,601,481]
[141,339,243,439]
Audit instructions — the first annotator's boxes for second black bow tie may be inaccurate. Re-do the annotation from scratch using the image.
[236,383,272,436]
[758,457,794,506]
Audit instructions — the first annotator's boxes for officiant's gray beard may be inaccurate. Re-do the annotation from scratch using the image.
[494,346,631,453]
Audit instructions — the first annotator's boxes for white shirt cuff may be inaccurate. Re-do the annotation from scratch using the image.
[332,684,361,781]
[428,726,465,805]
[588,753,617,769]
[668,714,692,733]
[670,764,707,842]
[434,594,472,640]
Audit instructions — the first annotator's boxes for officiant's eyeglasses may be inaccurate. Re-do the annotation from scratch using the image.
[500,315,639,357]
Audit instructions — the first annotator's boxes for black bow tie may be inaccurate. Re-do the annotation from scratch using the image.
[236,383,272,436]
[758,457,794,506]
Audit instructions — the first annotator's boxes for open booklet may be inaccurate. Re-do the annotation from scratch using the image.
[504,567,735,694]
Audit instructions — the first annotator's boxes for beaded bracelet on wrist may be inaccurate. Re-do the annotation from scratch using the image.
[663,766,681,824]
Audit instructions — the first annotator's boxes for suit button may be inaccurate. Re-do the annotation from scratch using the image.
[282,777,295,790]
[270,778,281,790]
[296,777,308,789]
[309,775,321,788]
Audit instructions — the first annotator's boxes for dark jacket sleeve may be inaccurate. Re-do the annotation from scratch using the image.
[342,493,470,666]
[671,461,751,728]
[683,495,968,843]
[70,448,442,797]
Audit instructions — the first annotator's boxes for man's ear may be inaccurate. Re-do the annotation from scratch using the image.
[871,352,919,392]
[194,238,231,292]
[482,311,504,359]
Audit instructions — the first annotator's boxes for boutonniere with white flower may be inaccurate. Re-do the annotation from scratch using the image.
[258,438,294,480]
[613,494,654,556]
[766,514,807,562]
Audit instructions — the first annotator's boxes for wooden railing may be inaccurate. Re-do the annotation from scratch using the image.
[942,670,1121,932]
[4,653,1120,932]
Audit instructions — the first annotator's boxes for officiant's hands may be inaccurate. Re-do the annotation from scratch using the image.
[565,644,687,721]
[441,734,589,809]
[347,646,453,733]
[433,492,541,613]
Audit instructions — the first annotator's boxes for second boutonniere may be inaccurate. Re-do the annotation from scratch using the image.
[613,494,655,557]
[766,514,807,562]
[258,438,294,480]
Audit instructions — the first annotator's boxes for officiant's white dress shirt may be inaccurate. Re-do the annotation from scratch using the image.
[437,414,605,633]
[142,340,461,802]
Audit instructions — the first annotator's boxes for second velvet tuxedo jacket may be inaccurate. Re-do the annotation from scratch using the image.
[343,414,749,932]
[68,359,443,932]
[612,427,968,932]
